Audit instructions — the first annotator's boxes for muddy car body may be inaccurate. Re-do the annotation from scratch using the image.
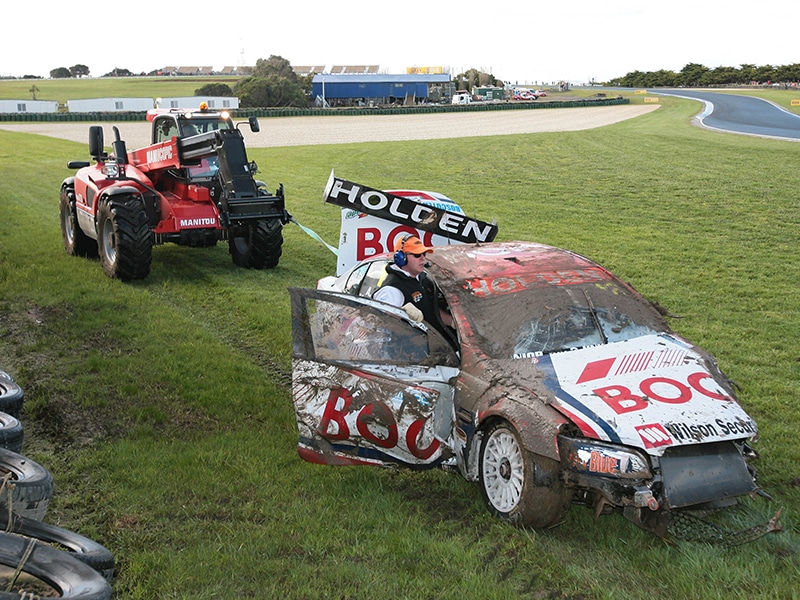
[289,241,761,535]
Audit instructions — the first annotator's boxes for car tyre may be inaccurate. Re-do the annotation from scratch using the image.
[479,421,571,529]
[0,371,24,419]
[0,412,23,453]
[0,531,112,599]
[0,447,54,521]
[0,512,114,581]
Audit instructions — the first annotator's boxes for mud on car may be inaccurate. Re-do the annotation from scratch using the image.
[289,241,769,538]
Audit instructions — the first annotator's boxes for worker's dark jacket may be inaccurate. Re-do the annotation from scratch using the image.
[380,264,440,325]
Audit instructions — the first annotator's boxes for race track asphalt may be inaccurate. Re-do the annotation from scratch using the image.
[652,89,800,140]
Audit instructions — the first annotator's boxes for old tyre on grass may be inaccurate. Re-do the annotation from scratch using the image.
[0,371,24,419]
[0,532,112,599]
[0,412,23,453]
[60,183,97,258]
[0,512,114,581]
[0,447,54,521]
[97,193,152,280]
[229,218,283,269]
[479,421,571,529]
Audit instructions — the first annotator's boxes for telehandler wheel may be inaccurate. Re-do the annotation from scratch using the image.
[229,219,283,269]
[96,195,152,281]
[60,184,97,258]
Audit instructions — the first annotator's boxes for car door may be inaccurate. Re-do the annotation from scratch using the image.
[289,288,460,468]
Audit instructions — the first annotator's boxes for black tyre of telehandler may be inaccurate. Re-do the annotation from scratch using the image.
[96,194,153,281]
[229,218,283,269]
[60,184,97,258]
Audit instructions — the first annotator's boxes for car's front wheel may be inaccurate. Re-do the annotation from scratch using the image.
[479,421,571,529]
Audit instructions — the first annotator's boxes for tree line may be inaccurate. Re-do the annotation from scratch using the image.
[41,56,502,108]
[609,62,800,88]
[36,58,800,107]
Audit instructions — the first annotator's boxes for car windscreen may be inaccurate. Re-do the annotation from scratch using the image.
[457,279,669,359]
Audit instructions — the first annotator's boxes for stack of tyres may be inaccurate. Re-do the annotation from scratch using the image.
[0,370,114,598]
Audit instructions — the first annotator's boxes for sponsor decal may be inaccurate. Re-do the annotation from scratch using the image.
[315,385,441,461]
[592,371,730,415]
[544,335,758,452]
[664,418,757,442]
[635,423,673,448]
[323,172,498,245]
[564,443,650,478]
[576,347,687,384]
[468,267,607,298]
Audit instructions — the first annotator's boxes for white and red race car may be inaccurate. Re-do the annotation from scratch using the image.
[289,240,769,538]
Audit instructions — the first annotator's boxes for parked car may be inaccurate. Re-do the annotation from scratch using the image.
[289,241,764,536]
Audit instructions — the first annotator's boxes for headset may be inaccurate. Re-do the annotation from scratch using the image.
[393,234,414,267]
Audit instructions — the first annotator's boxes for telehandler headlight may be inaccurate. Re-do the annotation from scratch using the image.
[102,163,119,178]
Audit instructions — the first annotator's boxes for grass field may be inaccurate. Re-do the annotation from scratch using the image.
[0,76,242,105]
[0,91,799,599]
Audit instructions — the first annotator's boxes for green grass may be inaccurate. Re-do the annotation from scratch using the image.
[0,76,242,105]
[1,95,799,599]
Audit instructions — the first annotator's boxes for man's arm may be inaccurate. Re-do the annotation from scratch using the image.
[372,285,404,307]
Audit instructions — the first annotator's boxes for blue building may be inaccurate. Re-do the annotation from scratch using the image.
[311,73,454,105]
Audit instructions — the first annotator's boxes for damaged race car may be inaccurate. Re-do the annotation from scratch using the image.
[289,240,772,539]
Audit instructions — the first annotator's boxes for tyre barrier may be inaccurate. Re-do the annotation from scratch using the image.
[0,371,24,419]
[0,512,114,581]
[0,447,54,522]
[0,413,23,453]
[0,531,112,599]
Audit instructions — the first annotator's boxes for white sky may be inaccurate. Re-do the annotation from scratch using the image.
[3,2,796,84]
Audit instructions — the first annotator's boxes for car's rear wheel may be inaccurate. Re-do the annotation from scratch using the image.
[479,421,571,529]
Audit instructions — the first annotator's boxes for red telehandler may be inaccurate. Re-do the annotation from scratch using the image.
[60,105,290,280]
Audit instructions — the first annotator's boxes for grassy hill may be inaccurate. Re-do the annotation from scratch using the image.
[0,76,241,105]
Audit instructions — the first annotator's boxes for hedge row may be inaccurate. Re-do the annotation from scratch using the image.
[0,97,628,122]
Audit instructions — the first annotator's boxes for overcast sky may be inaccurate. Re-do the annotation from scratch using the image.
[3,2,796,84]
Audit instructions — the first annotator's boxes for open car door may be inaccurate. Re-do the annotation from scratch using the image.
[289,288,460,468]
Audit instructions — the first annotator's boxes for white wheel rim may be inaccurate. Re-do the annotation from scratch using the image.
[482,429,524,512]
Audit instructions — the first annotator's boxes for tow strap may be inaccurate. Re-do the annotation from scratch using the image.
[289,216,338,256]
